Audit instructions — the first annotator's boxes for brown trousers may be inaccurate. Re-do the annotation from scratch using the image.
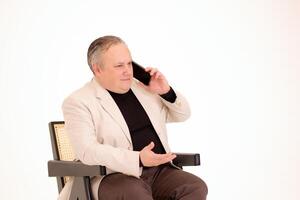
[98,164,208,200]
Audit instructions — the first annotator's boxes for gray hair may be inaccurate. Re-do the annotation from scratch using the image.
[87,35,125,72]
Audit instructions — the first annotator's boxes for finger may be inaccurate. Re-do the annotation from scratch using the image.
[145,141,155,150]
[145,67,152,72]
[166,153,177,161]
[156,154,177,165]
[150,68,158,76]
[145,67,158,76]
[152,152,176,162]
[154,71,162,79]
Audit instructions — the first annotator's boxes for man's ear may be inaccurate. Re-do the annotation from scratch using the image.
[92,63,102,75]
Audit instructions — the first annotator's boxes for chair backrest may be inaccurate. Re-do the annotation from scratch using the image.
[49,121,75,192]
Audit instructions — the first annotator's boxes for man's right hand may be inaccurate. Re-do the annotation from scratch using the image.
[139,142,176,167]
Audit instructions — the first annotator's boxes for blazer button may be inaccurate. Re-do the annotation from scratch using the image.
[176,101,181,106]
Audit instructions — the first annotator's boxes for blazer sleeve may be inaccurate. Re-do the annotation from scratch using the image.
[160,90,191,123]
[62,96,141,178]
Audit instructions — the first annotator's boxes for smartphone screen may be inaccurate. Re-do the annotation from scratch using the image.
[132,61,151,85]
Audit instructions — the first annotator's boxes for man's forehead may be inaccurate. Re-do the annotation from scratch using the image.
[104,44,131,58]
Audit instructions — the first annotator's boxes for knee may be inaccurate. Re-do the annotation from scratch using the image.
[193,178,208,197]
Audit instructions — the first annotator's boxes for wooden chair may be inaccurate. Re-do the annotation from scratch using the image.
[48,121,200,200]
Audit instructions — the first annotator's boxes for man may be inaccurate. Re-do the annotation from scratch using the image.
[61,35,207,199]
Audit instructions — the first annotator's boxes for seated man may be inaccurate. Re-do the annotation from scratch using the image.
[61,35,208,200]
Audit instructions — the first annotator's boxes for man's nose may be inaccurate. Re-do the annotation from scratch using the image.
[124,64,133,75]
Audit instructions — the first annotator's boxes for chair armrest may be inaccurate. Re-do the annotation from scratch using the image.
[173,153,200,167]
[48,160,107,177]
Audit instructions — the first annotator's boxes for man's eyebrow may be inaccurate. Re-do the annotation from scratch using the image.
[115,61,130,65]
[113,62,125,67]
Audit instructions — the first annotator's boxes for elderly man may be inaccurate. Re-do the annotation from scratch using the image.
[62,35,207,199]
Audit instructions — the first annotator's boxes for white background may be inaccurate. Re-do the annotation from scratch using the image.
[0,0,299,199]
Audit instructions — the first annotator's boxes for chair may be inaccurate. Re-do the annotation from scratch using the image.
[48,121,201,200]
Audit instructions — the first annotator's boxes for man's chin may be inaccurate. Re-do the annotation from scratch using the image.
[117,81,132,93]
[118,85,131,94]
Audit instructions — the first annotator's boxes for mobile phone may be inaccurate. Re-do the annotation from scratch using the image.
[132,61,151,85]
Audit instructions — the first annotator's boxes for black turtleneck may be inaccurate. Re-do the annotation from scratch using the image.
[108,88,177,154]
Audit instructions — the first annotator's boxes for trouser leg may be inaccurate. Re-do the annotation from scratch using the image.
[152,165,208,200]
[98,165,208,200]
[98,173,153,200]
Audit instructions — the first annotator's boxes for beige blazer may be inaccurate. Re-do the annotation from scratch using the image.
[59,78,191,199]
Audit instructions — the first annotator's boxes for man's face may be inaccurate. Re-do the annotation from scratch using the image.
[94,43,133,93]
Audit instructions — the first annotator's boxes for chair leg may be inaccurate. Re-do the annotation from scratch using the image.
[69,177,93,200]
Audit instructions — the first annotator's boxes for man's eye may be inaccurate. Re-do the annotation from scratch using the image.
[115,65,123,68]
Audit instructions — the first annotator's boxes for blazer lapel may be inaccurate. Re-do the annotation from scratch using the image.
[91,79,132,145]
